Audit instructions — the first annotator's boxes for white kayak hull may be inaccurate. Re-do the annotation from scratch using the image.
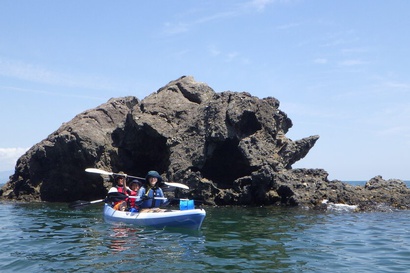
[103,204,206,230]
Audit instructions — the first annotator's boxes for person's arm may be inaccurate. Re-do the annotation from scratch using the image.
[158,188,167,206]
[137,187,145,197]
[136,187,147,207]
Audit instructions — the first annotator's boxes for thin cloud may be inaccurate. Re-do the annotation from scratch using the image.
[376,125,410,138]
[247,0,275,12]
[194,10,239,24]
[314,58,328,64]
[0,147,28,172]
[281,102,343,119]
[226,51,239,62]
[163,22,190,35]
[341,47,370,54]
[0,58,119,91]
[370,76,410,95]
[0,59,58,84]
[385,81,410,90]
[162,10,238,36]
[338,59,366,66]
[208,45,222,57]
[162,0,278,36]
[2,86,108,101]
[276,22,302,30]
[208,45,250,64]
[320,30,359,48]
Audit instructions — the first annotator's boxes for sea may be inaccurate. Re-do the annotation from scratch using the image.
[1,181,410,273]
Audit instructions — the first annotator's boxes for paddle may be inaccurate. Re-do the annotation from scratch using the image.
[123,172,127,195]
[68,195,167,209]
[105,192,165,201]
[68,199,105,209]
[85,168,190,190]
[107,194,202,208]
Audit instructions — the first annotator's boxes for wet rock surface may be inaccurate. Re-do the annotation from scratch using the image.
[1,76,409,211]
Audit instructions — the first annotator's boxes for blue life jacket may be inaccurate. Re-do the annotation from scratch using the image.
[138,186,165,208]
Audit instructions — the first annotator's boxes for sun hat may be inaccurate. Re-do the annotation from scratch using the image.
[129,179,142,186]
[145,170,162,182]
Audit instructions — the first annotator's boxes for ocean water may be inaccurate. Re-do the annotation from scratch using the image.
[1,200,410,273]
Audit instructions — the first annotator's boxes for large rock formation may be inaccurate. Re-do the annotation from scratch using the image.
[1,76,409,211]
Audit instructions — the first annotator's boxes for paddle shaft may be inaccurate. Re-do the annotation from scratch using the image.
[123,174,127,195]
[86,168,143,180]
[85,168,189,189]
[68,196,167,209]
[68,199,105,209]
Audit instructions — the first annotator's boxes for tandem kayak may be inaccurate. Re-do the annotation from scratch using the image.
[103,204,206,230]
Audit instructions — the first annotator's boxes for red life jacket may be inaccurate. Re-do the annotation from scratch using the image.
[113,186,128,210]
[117,186,126,193]
[128,190,137,208]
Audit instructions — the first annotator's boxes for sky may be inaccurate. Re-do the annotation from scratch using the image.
[1,0,409,182]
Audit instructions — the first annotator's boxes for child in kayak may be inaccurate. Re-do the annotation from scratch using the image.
[128,180,142,211]
[138,170,167,209]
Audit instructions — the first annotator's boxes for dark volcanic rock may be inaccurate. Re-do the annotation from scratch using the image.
[1,76,409,211]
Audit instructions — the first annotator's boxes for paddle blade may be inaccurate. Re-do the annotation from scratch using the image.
[85,168,113,176]
[164,182,189,190]
[68,199,104,209]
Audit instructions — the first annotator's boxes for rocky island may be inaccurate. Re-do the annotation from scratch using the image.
[1,76,409,211]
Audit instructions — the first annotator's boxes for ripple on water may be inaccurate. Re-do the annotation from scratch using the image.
[1,203,410,272]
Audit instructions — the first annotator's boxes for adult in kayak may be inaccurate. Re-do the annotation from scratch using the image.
[108,171,131,194]
[107,171,131,210]
[138,170,167,208]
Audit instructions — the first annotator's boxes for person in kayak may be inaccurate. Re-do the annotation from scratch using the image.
[128,179,142,211]
[137,170,167,208]
[107,171,131,210]
[108,171,131,194]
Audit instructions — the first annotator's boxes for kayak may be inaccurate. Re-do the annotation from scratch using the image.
[103,204,206,230]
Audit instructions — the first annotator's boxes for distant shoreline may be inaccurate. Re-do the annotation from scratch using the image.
[344,180,410,187]
[1,171,409,189]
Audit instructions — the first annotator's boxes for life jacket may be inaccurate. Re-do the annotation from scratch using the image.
[140,186,164,208]
[117,186,126,194]
[113,186,129,210]
[128,190,138,208]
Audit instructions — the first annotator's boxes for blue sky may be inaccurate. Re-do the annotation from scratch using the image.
[1,0,409,181]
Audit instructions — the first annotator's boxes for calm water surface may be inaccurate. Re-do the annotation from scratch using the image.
[1,201,410,273]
